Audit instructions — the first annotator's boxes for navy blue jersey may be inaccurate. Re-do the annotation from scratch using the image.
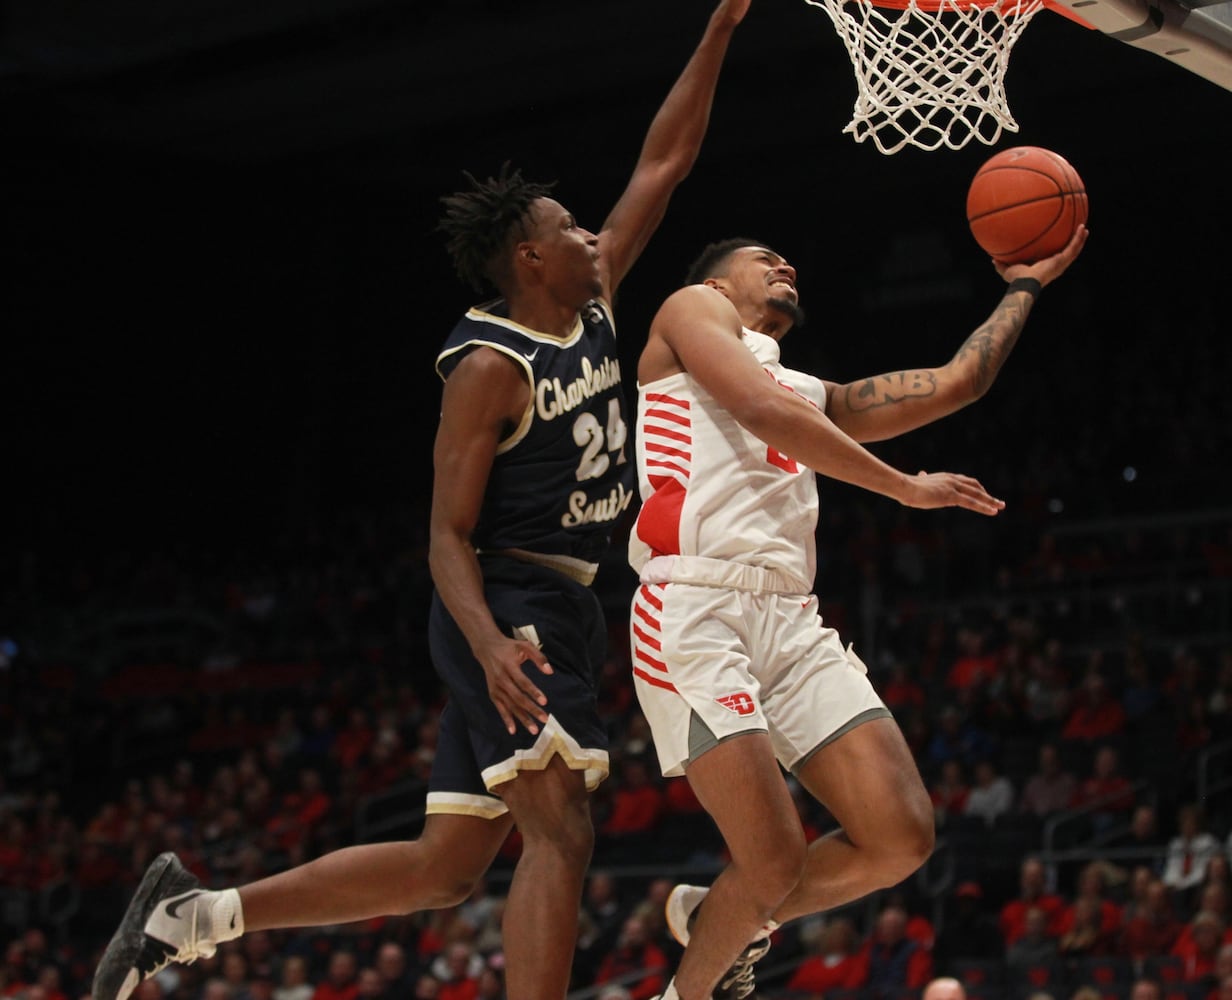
[435,298,635,576]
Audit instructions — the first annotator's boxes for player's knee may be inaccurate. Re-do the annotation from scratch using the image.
[879,793,935,882]
[417,872,484,910]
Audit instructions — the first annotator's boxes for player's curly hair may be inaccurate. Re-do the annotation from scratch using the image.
[437,163,557,295]
[684,237,774,286]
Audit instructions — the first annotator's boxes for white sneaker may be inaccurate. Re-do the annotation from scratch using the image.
[93,853,228,1000]
[663,884,772,1000]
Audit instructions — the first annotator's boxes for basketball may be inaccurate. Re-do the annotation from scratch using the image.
[966,146,1089,265]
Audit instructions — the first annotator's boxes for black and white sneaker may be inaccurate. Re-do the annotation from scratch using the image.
[93,853,224,1000]
[664,884,771,1000]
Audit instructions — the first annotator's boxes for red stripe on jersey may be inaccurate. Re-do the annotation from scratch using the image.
[646,406,691,427]
[639,585,663,611]
[644,424,692,447]
[632,623,661,651]
[645,392,691,408]
[633,602,659,630]
[646,441,691,462]
[636,477,686,558]
[635,647,668,673]
[634,666,678,692]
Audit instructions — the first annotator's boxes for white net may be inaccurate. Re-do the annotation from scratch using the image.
[803,0,1045,154]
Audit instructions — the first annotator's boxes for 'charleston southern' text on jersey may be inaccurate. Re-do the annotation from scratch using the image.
[435,299,635,577]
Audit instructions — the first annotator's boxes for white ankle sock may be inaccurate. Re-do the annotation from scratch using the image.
[210,889,244,943]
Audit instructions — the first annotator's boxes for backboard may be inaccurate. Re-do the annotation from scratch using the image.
[1046,0,1232,90]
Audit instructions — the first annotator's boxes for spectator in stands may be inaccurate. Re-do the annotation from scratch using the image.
[882,659,927,716]
[1122,649,1164,725]
[1103,805,1164,876]
[593,913,667,1000]
[313,951,360,1000]
[1059,862,1122,939]
[1072,745,1136,836]
[356,968,385,1000]
[1120,877,1183,960]
[1023,640,1071,730]
[474,966,502,1000]
[1018,744,1078,819]
[432,943,481,1000]
[929,760,970,830]
[597,757,665,862]
[412,973,441,999]
[1163,804,1222,896]
[923,977,967,1000]
[933,882,1003,971]
[1128,979,1163,1000]
[946,626,1001,693]
[1172,911,1227,983]
[785,916,864,996]
[1057,897,1117,958]
[577,873,626,972]
[1002,857,1067,944]
[927,705,997,770]
[1208,944,1232,995]
[964,759,1015,827]
[273,956,313,1000]
[373,943,417,1000]
[1062,668,1127,745]
[857,904,934,998]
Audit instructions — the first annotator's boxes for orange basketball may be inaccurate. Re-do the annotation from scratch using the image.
[966,146,1088,265]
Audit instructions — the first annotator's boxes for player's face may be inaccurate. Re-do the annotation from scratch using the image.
[718,245,804,330]
[524,197,602,302]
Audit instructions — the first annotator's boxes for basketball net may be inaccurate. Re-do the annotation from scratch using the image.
[803,0,1045,154]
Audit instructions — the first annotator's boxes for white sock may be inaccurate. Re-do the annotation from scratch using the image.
[210,889,245,943]
[660,979,681,1000]
[147,888,243,954]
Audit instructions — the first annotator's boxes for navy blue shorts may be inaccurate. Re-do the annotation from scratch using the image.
[425,554,610,818]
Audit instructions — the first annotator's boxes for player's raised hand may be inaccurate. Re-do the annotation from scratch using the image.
[475,636,554,736]
[998,224,1088,287]
[900,471,1005,516]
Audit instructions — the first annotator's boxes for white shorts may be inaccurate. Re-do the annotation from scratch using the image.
[629,555,889,778]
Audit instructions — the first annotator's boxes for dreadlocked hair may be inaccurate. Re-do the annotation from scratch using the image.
[437,163,558,295]
[684,237,774,286]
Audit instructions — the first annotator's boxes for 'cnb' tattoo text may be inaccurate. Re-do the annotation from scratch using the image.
[844,371,937,412]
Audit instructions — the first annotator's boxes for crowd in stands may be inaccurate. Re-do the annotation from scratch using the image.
[3,301,1232,999]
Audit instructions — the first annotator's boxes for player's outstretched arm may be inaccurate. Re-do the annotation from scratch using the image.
[648,285,1005,516]
[824,225,1089,444]
[597,0,750,301]
[428,349,554,737]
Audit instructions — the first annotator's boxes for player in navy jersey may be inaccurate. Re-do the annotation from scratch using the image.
[90,4,750,1000]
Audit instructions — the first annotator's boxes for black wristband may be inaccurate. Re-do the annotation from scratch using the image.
[1007,277,1042,300]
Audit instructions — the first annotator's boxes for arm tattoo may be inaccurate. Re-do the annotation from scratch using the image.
[844,370,938,412]
[952,293,1030,396]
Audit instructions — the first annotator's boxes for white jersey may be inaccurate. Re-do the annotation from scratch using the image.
[629,328,825,592]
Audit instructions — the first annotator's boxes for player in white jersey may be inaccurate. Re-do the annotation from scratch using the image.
[630,230,1087,1000]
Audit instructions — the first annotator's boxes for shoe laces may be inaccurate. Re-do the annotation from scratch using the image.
[718,937,771,999]
[140,904,215,977]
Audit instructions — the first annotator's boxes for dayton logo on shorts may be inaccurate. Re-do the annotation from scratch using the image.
[715,692,756,716]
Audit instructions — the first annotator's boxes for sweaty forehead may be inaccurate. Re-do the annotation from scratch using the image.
[730,245,785,267]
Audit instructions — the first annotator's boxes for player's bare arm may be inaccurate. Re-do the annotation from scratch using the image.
[428,348,554,736]
[649,285,1004,516]
[597,0,750,301]
[826,223,1089,443]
